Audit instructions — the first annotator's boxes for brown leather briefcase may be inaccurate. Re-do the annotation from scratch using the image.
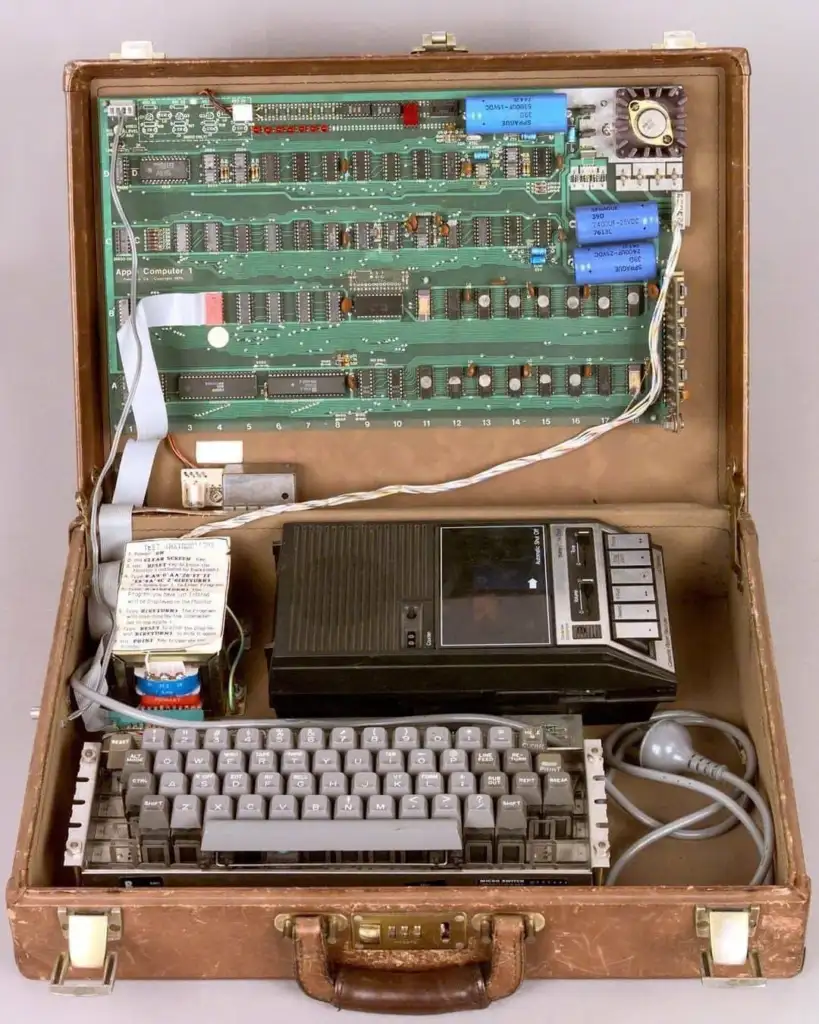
[5,31,810,1012]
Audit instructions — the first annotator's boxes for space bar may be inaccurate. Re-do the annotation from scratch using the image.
[201,818,463,853]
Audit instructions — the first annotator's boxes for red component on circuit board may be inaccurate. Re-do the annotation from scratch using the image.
[402,102,420,127]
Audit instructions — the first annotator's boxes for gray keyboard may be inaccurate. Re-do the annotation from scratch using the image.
[66,717,610,886]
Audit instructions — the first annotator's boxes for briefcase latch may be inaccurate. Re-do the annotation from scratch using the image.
[696,906,765,988]
[50,908,122,996]
[411,33,468,54]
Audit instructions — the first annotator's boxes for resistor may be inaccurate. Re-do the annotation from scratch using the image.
[556,154,565,170]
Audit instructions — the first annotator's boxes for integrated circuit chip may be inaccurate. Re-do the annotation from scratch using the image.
[138,157,190,183]
[349,151,371,181]
[267,373,347,397]
[261,153,281,182]
[291,152,310,182]
[373,101,401,119]
[428,99,461,117]
[412,149,432,180]
[234,224,252,253]
[292,220,313,250]
[353,293,404,319]
[340,101,373,118]
[178,374,257,400]
[382,152,402,181]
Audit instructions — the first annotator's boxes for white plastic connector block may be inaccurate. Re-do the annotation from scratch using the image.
[67,915,110,971]
[110,40,165,60]
[232,103,254,123]
[654,30,706,50]
[708,910,751,967]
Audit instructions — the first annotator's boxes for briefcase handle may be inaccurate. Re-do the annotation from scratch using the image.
[292,914,526,1014]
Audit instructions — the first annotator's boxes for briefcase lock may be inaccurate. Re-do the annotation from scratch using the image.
[50,908,121,996]
[696,906,765,988]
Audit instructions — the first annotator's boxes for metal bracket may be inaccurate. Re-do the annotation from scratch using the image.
[471,913,545,943]
[412,33,468,54]
[696,907,765,988]
[727,460,748,586]
[50,908,122,995]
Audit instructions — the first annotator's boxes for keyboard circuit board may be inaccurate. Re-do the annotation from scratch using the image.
[99,87,688,434]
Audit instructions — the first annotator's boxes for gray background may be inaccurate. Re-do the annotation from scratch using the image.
[0,0,813,1019]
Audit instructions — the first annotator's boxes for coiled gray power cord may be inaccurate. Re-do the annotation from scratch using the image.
[604,710,774,885]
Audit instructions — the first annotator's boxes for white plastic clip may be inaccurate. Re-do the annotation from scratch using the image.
[110,40,165,60]
[654,30,706,50]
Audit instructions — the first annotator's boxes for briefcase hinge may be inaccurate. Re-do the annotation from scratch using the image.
[411,33,468,54]
[695,906,765,988]
[50,908,122,996]
[727,461,748,586]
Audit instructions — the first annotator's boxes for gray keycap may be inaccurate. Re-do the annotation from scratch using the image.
[383,772,411,797]
[235,728,262,752]
[268,795,297,819]
[124,772,155,813]
[480,773,509,797]
[171,794,202,830]
[297,727,325,751]
[464,794,495,831]
[431,794,461,821]
[376,749,404,774]
[448,771,476,797]
[287,772,315,797]
[236,794,267,820]
[496,795,527,835]
[190,771,220,797]
[512,772,542,809]
[424,727,451,752]
[185,749,214,775]
[416,772,444,796]
[122,749,152,784]
[266,727,294,751]
[203,728,231,753]
[399,794,428,819]
[104,733,134,770]
[503,749,532,773]
[335,794,363,819]
[216,749,245,776]
[202,817,463,853]
[171,727,199,752]
[367,795,396,819]
[313,750,341,774]
[319,771,348,796]
[488,726,515,750]
[520,726,547,752]
[351,772,379,797]
[535,752,564,775]
[204,795,234,820]
[472,750,500,774]
[329,727,357,751]
[141,727,168,752]
[158,772,188,797]
[302,795,331,820]
[248,750,277,775]
[344,749,372,773]
[223,771,251,795]
[255,772,284,797]
[392,726,419,751]
[455,727,483,750]
[407,749,436,774]
[440,749,469,774]
[281,750,309,774]
[543,771,574,808]
[361,727,388,751]
[154,750,183,775]
[138,795,170,831]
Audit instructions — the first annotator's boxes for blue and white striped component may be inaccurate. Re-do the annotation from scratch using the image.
[575,202,660,245]
[465,94,568,135]
[574,242,657,285]
[134,670,201,698]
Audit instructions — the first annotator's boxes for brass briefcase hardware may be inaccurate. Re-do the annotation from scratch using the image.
[50,908,122,996]
[276,911,543,951]
[696,906,765,988]
[411,32,468,54]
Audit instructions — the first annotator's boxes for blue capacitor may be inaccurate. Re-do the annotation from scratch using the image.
[520,133,538,141]
[465,94,568,135]
[567,126,578,147]
[575,202,660,245]
[134,672,201,698]
[473,148,491,161]
[530,247,547,258]
[530,255,547,266]
[574,242,657,285]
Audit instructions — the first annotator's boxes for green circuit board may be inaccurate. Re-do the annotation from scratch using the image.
[98,86,688,434]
